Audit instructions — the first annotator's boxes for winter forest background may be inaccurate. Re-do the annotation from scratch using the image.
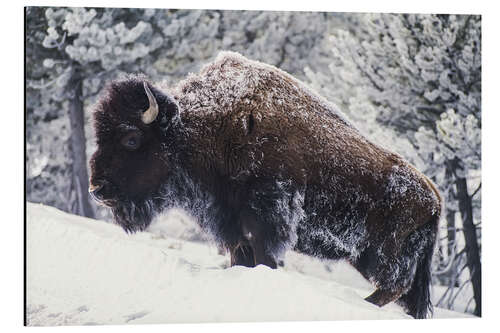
[25,7,481,316]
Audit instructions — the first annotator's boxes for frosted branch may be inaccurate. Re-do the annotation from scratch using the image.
[471,183,481,198]
[27,78,57,90]
[44,31,67,50]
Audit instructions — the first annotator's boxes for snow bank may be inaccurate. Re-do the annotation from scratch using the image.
[26,203,472,326]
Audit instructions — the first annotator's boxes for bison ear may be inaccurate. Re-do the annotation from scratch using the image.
[144,83,179,129]
[158,92,180,129]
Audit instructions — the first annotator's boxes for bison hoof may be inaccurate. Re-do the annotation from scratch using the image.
[231,244,256,268]
[365,288,403,307]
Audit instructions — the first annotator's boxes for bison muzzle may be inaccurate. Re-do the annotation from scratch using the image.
[89,51,442,319]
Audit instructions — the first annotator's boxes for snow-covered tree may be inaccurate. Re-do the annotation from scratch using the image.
[27,7,171,219]
[306,13,481,315]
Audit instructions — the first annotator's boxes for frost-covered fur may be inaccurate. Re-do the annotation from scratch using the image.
[89,51,442,319]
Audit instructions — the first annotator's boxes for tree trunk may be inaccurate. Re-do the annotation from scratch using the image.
[445,166,459,288]
[434,167,458,286]
[450,159,481,316]
[446,209,456,258]
[445,208,460,287]
[68,69,95,219]
[445,166,457,260]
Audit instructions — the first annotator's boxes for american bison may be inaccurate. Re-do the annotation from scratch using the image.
[89,51,442,319]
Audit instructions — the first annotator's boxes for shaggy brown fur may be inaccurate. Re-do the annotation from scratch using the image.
[89,51,442,319]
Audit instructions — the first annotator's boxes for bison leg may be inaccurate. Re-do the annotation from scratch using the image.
[227,179,301,269]
[229,239,277,269]
[365,288,404,307]
[227,210,278,269]
[226,213,279,269]
[354,220,438,318]
[353,246,405,307]
[230,242,256,267]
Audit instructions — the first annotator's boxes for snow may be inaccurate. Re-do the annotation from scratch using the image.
[173,51,356,131]
[26,202,473,326]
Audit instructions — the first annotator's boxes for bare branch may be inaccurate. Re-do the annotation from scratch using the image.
[450,278,471,306]
[464,295,475,314]
[27,78,57,90]
[432,245,457,275]
[44,32,67,50]
[471,182,481,198]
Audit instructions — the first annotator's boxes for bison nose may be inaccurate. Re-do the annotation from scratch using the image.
[89,183,105,202]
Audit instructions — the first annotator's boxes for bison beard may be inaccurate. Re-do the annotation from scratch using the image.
[111,199,156,233]
[89,52,442,319]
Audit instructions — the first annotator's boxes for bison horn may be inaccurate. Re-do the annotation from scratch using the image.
[142,82,159,124]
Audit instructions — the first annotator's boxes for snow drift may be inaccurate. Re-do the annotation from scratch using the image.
[26,203,471,326]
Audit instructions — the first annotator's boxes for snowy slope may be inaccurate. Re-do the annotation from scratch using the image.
[26,203,472,326]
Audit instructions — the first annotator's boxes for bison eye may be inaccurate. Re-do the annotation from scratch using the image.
[121,132,142,151]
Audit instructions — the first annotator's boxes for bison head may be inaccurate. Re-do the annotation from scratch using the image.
[89,75,179,232]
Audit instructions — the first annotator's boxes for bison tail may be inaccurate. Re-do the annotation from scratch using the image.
[398,218,438,319]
